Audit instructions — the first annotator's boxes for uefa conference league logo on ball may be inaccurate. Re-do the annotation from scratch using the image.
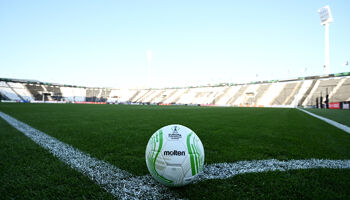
[145,124,205,187]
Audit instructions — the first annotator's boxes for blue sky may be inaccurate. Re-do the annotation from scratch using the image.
[1,0,349,88]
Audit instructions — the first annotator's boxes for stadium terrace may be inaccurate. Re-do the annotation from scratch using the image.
[1,72,349,109]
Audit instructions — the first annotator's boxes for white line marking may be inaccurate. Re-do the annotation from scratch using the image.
[1,111,350,199]
[297,108,350,134]
[198,159,350,180]
[0,111,178,200]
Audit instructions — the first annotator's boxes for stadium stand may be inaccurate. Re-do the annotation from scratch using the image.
[171,89,190,104]
[0,92,10,100]
[60,87,86,102]
[162,89,181,104]
[197,87,225,105]
[86,88,99,102]
[254,84,271,104]
[241,84,260,106]
[302,78,340,106]
[137,90,155,103]
[127,90,141,102]
[272,82,298,105]
[283,82,302,105]
[131,90,149,102]
[109,89,138,103]
[300,79,317,106]
[331,77,350,102]
[6,82,33,101]
[0,81,22,101]
[43,85,63,101]
[25,84,44,100]
[143,90,163,103]
[214,86,240,105]
[177,89,197,104]
[257,83,278,106]
[1,72,349,107]
[295,80,313,106]
[102,89,112,101]
[228,85,248,106]
[149,90,166,103]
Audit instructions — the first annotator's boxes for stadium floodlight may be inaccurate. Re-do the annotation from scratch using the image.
[318,5,333,75]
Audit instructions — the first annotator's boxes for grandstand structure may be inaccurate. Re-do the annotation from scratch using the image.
[1,72,350,107]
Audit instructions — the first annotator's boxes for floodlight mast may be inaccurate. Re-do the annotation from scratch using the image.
[318,5,333,75]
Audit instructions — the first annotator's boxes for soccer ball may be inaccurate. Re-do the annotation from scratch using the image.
[145,124,205,187]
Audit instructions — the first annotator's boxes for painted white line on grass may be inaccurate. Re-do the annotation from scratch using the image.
[297,108,350,134]
[198,159,350,180]
[1,111,350,199]
[0,112,178,200]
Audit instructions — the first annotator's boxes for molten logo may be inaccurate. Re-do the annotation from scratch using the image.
[164,150,185,156]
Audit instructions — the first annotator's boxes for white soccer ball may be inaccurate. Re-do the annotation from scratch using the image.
[145,124,205,187]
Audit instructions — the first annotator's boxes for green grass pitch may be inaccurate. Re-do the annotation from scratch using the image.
[1,103,350,199]
[305,108,350,127]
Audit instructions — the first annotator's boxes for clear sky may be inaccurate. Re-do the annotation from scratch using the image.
[1,0,349,88]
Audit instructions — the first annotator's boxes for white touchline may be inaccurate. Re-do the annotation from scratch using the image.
[297,108,350,134]
[0,112,177,200]
[198,159,350,181]
[1,111,350,199]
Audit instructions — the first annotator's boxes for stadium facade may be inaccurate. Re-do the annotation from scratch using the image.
[1,72,349,109]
